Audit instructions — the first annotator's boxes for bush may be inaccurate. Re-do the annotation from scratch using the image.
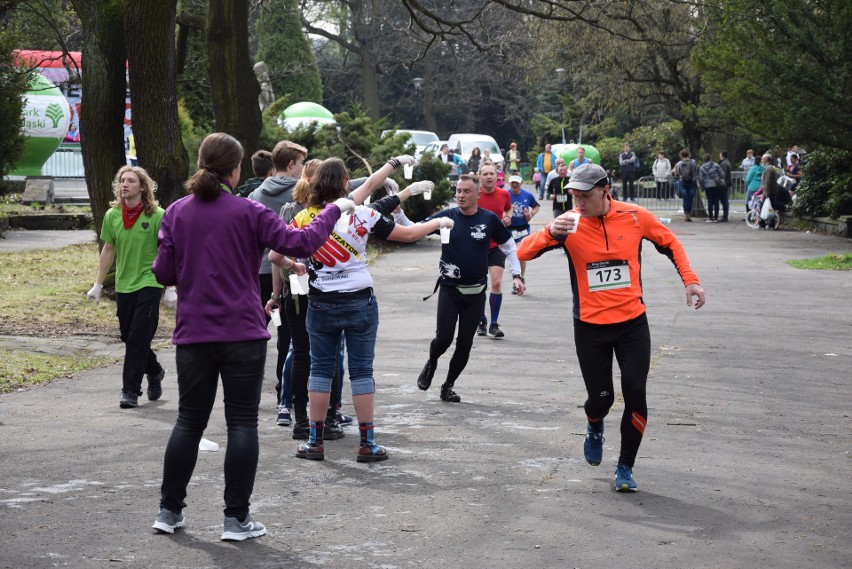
[791,148,852,219]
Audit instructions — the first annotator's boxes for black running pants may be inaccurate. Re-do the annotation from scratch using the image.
[573,313,650,467]
[429,285,486,386]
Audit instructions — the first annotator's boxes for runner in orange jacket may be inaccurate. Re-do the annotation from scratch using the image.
[517,163,705,492]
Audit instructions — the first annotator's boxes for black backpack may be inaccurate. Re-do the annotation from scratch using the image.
[679,159,695,183]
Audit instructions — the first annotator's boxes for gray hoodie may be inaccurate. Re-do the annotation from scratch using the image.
[248,176,297,274]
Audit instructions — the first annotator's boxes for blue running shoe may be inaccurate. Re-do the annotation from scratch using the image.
[614,464,638,492]
[583,422,604,466]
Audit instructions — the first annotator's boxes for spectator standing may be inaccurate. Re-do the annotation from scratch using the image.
[535,143,558,186]
[698,153,726,223]
[652,151,672,200]
[87,166,168,409]
[237,150,274,197]
[740,149,756,172]
[291,157,447,462]
[150,132,345,540]
[607,169,618,200]
[248,141,308,406]
[718,151,733,222]
[618,143,638,202]
[468,147,482,175]
[674,150,697,222]
[64,123,80,143]
[506,142,522,173]
[494,162,506,189]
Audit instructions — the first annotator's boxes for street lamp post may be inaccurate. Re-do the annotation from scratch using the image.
[412,77,423,130]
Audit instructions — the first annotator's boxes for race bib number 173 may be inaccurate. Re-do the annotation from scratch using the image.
[586,260,630,292]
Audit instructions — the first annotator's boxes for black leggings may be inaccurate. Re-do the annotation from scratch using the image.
[573,313,650,467]
[428,285,486,387]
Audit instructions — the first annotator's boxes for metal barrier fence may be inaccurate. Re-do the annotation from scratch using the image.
[42,145,85,178]
[613,172,747,211]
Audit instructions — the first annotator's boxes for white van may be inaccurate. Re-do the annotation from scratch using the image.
[447,134,505,168]
[382,129,439,160]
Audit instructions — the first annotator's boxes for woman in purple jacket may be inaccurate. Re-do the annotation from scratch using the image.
[150,132,352,541]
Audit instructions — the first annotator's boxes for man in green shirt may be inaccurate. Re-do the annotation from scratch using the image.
[88,166,172,408]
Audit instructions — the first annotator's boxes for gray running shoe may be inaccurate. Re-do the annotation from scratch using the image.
[152,508,185,534]
[221,514,267,541]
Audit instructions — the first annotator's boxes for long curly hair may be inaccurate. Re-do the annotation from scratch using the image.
[109,165,159,216]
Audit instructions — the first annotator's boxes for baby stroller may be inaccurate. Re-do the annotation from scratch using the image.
[745,192,780,230]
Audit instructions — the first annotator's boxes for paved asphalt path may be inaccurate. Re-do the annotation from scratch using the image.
[1,210,850,568]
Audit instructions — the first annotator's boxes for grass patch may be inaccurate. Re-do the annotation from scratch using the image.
[0,242,175,336]
[787,253,852,270]
[0,241,174,390]
[0,350,117,393]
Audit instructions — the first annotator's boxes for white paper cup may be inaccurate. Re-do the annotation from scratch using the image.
[289,274,303,296]
[403,163,414,179]
[297,273,309,294]
[566,211,581,234]
[424,189,432,200]
[199,438,219,452]
[336,213,351,234]
[440,226,451,244]
[270,308,282,327]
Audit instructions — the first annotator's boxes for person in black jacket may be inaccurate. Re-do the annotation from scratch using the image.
[618,143,637,202]
[718,150,733,222]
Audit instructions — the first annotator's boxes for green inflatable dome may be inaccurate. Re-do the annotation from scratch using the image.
[557,144,601,166]
[11,74,71,177]
[279,102,335,130]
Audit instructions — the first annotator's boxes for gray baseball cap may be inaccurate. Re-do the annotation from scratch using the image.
[566,163,608,191]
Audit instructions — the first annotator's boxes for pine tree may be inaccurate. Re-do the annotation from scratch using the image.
[255,0,322,105]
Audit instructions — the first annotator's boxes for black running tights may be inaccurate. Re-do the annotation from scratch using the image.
[573,313,650,467]
[429,286,486,387]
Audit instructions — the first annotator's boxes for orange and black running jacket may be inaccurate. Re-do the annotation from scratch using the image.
[517,201,700,325]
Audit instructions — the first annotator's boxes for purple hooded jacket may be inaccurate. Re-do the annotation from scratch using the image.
[152,189,340,345]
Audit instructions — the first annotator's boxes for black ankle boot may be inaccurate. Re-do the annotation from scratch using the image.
[292,402,309,440]
[440,382,461,403]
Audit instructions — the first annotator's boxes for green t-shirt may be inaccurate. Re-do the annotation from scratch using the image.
[100,206,164,293]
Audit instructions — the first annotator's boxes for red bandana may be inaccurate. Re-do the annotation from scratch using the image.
[122,202,144,229]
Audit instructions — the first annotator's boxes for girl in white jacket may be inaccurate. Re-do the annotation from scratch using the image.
[652,151,673,199]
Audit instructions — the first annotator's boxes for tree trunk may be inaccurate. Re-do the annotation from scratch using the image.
[352,2,380,121]
[422,61,437,133]
[125,0,188,208]
[70,0,127,234]
[207,0,261,183]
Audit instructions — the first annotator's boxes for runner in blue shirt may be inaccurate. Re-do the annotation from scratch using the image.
[506,174,540,292]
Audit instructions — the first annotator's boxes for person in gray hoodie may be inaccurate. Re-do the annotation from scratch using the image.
[697,153,726,223]
[248,140,307,404]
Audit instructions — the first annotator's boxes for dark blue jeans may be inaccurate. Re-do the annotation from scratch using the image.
[116,287,162,395]
[679,180,697,215]
[159,340,266,520]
